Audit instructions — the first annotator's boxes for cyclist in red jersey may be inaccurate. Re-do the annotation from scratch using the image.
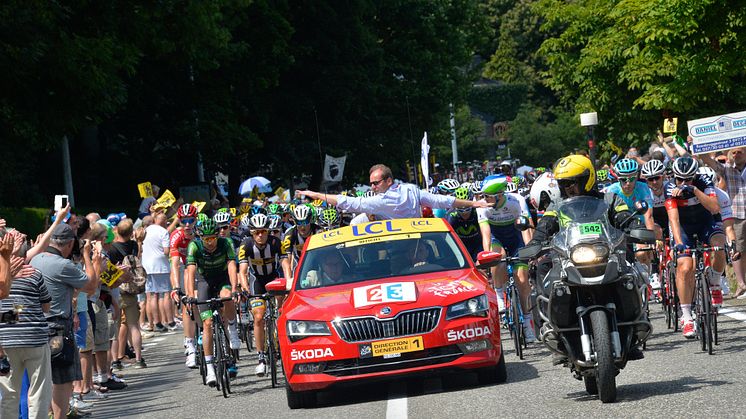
[169,204,198,368]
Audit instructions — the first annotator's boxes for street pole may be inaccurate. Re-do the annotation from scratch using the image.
[189,65,205,183]
[580,112,598,169]
[61,135,75,207]
[449,103,458,175]
[405,95,419,188]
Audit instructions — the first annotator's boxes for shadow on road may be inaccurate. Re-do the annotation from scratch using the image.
[564,375,731,403]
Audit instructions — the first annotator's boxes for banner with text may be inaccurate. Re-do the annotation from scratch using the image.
[688,110,746,154]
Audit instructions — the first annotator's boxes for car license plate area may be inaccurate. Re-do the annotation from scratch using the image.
[359,336,424,359]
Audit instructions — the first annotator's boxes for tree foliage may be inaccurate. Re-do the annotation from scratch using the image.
[506,104,585,167]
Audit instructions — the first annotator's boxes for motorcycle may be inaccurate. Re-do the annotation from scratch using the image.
[519,196,654,403]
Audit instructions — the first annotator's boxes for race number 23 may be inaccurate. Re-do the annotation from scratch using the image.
[354,282,417,308]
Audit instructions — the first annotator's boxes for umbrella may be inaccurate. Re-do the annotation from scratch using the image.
[239,176,272,196]
[516,165,533,176]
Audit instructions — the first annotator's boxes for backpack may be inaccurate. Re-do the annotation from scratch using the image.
[114,242,147,295]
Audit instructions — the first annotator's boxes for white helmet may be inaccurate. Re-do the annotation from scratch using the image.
[437,178,460,193]
[292,204,313,223]
[505,182,517,193]
[697,166,717,184]
[641,159,666,178]
[529,172,561,211]
[248,213,269,230]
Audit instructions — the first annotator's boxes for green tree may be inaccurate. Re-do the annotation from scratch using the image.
[507,104,586,167]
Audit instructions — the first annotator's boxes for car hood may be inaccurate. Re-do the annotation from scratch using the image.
[284,268,487,320]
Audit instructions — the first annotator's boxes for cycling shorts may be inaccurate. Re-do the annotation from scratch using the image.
[490,231,527,268]
[676,222,724,259]
[250,272,280,296]
[196,276,231,320]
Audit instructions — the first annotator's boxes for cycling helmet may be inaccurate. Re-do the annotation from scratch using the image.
[437,178,460,194]
[239,200,252,214]
[460,182,472,191]
[364,190,377,198]
[500,160,512,168]
[248,213,269,230]
[470,181,483,195]
[613,158,639,177]
[196,213,209,226]
[198,219,218,236]
[641,159,666,178]
[553,155,596,193]
[505,182,518,193]
[529,172,561,211]
[240,214,251,228]
[596,169,609,182]
[213,211,232,227]
[481,176,509,195]
[292,204,315,224]
[355,190,365,197]
[672,156,699,178]
[268,203,281,215]
[268,214,282,231]
[217,207,229,213]
[318,208,340,230]
[697,166,717,184]
[280,204,291,214]
[453,186,472,200]
[511,175,524,185]
[250,205,266,216]
[177,204,198,219]
[517,187,529,197]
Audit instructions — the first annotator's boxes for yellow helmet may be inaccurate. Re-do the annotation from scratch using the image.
[553,155,595,193]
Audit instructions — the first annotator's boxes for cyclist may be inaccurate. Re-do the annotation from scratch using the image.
[282,204,321,269]
[665,156,725,337]
[238,213,292,376]
[446,186,481,262]
[184,219,240,385]
[605,159,656,269]
[434,179,460,218]
[318,207,341,231]
[640,159,669,293]
[478,175,535,342]
[169,204,199,368]
[213,211,233,241]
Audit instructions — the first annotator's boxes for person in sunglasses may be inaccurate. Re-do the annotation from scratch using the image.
[281,204,322,271]
[296,164,491,220]
[665,156,725,338]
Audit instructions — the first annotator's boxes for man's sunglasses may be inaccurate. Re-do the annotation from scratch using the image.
[370,179,385,187]
[483,192,503,198]
[219,225,231,231]
[675,176,694,183]
[619,177,637,184]
[180,217,196,225]
[251,229,269,235]
[295,220,311,226]
[645,176,662,182]
[202,235,218,243]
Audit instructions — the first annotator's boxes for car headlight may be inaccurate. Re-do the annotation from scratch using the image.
[446,294,489,320]
[570,244,609,265]
[287,320,331,342]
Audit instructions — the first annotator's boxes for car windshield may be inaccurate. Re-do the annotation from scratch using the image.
[296,232,468,290]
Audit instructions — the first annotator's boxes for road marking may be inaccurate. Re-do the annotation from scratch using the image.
[386,383,408,419]
[142,337,167,347]
[719,306,746,323]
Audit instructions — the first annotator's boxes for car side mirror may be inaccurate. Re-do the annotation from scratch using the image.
[476,251,502,269]
[266,278,289,295]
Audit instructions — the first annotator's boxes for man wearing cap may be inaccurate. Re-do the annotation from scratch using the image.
[30,223,102,419]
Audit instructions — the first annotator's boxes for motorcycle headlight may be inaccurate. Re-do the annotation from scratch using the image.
[287,320,331,342]
[446,294,489,320]
[570,244,609,265]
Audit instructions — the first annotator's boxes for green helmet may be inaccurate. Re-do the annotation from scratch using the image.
[481,176,508,195]
[453,186,472,200]
[198,219,218,236]
[217,207,229,213]
[197,213,209,224]
[268,203,281,215]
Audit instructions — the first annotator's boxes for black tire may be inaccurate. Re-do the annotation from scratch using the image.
[694,277,706,351]
[669,266,680,331]
[584,375,598,395]
[476,349,508,385]
[286,383,317,409]
[214,322,229,398]
[197,327,207,386]
[590,310,616,403]
[701,280,713,355]
[267,320,278,388]
[244,323,254,353]
[530,291,542,342]
[509,287,523,359]
[221,323,233,394]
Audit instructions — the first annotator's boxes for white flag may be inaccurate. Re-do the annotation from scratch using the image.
[420,132,431,187]
[323,154,346,182]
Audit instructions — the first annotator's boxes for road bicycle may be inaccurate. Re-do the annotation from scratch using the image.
[246,292,281,387]
[188,296,236,397]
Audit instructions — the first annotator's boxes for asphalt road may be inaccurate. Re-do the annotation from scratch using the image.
[91,299,746,418]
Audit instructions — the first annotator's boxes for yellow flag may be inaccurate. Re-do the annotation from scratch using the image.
[154,189,176,209]
[137,182,154,198]
[274,186,285,198]
[663,118,678,134]
[229,208,237,217]
[192,201,206,213]
[99,260,123,287]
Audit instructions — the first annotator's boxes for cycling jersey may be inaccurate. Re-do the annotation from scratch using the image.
[664,175,722,250]
[238,235,287,277]
[169,228,193,264]
[649,183,668,228]
[604,181,654,222]
[186,238,236,283]
[476,193,529,256]
[714,187,733,223]
[446,210,481,261]
[281,224,321,261]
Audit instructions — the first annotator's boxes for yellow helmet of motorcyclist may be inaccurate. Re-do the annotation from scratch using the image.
[553,154,595,194]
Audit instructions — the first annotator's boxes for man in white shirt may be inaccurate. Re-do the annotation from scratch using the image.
[298,164,490,219]
[141,213,172,332]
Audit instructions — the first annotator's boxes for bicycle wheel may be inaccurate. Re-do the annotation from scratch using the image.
[510,287,523,360]
[669,265,680,331]
[700,280,714,355]
[220,322,233,394]
[267,318,279,387]
[213,320,229,397]
[197,327,207,385]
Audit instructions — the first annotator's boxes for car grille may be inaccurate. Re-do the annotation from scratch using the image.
[333,307,441,343]
[321,345,463,377]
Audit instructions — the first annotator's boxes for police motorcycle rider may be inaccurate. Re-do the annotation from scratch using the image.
[523,155,653,399]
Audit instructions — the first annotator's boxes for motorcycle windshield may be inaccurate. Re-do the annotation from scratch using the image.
[551,196,624,253]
